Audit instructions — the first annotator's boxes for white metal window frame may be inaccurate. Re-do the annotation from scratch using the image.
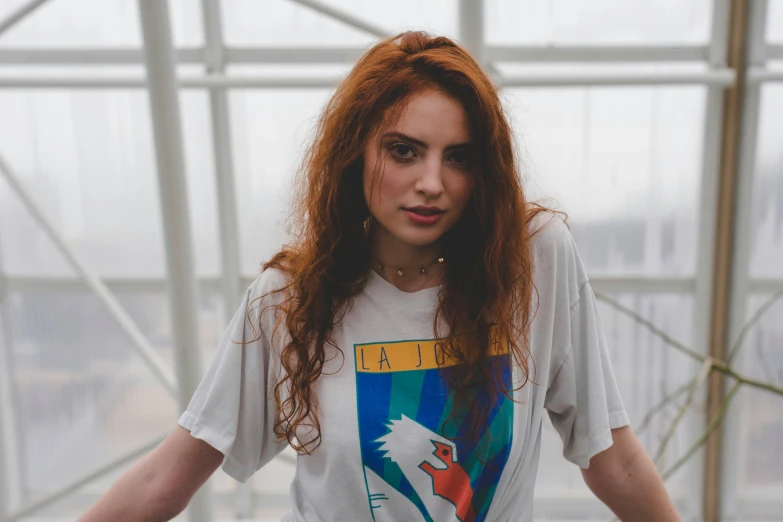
[0,0,780,520]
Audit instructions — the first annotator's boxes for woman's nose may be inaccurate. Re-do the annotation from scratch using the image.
[414,156,445,197]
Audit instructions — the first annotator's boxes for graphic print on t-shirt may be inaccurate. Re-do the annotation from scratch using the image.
[355,338,513,522]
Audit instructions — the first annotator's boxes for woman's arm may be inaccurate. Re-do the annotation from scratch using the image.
[580,426,681,522]
[78,426,224,522]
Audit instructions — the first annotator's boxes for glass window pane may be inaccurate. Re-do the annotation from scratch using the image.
[222,0,457,47]
[181,91,221,277]
[169,0,205,47]
[0,90,161,277]
[3,284,223,509]
[318,0,458,39]
[505,86,706,276]
[534,293,697,505]
[221,0,375,47]
[768,0,783,43]
[249,449,298,518]
[0,0,202,48]
[0,0,141,48]
[486,0,712,46]
[0,173,78,277]
[736,295,783,497]
[0,0,30,19]
[229,88,333,275]
[0,90,218,278]
[749,84,783,279]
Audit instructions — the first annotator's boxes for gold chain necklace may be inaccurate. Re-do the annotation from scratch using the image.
[375,255,445,276]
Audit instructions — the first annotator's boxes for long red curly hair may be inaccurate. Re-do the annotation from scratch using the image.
[256,31,558,454]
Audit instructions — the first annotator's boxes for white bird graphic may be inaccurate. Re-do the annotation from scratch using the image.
[374,415,466,522]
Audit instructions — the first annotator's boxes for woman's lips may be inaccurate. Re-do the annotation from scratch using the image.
[403,208,444,225]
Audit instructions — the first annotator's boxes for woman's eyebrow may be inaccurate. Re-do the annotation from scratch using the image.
[382,131,473,151]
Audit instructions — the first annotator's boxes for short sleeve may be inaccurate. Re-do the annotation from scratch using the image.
[543,239,630,469]
[178,274,287,483]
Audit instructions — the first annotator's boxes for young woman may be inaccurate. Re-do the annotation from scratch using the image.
[80,32,679,521]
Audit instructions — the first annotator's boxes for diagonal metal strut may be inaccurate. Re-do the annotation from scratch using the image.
[0,152,177,396]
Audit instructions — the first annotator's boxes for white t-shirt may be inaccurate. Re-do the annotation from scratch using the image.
[178,214,630,522]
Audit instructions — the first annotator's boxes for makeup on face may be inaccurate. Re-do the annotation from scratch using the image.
[362,89,476,268]
[380,131,474,172]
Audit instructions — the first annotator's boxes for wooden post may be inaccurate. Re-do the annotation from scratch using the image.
[704,1,749,520]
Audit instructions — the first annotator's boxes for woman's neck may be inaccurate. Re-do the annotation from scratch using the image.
[369,227,445,292]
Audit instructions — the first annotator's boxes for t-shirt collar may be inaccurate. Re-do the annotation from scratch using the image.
[363,269,442,311]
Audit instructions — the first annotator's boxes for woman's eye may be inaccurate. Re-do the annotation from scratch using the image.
[448,150,470,167]
[389,143,415,160]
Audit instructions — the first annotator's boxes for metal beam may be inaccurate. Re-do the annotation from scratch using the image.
[0,70,738,89]
[0,264,24,518]
[588,276,695,294]
[137,1,213,520]
[0,320,9,520]
[0,152,177,396]
[0,434,166,522]
[746,65,783,83]
[0,48,203,64]
[2,275,226,293]
[287,0,391,38]
[0,68,737,89]
[0,273,702,294]
[0,77,150,88]
[488,45,709,63]
[459,0,485,67]
[0,45,718,65]
[765,44,783,60]
[747,279,783,294]
[498,68,735,87]
[200,0,242,328]
[0,0,51,38]
[200,0,253,516]
[225,46,365,63]
[0,75,341,88]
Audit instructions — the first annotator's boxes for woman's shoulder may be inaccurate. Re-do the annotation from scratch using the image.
[247,266,293,304]
[526,206,573,255]
[526,206,587,302]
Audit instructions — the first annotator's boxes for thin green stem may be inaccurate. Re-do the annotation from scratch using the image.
[594,291,704,363]
[662,382,742,482]
[594,292,783,398]
[637,381,692,436]
[727,289,783,364]
[653,359,711,467]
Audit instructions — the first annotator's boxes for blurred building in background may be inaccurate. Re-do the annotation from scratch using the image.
[0,0,781,521]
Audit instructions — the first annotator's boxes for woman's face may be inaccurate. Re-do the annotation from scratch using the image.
[363,89,476,250]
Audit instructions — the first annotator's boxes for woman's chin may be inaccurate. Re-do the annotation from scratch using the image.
[390,228,446,248]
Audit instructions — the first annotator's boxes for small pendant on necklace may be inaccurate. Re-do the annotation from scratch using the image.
[397,269,403,276]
